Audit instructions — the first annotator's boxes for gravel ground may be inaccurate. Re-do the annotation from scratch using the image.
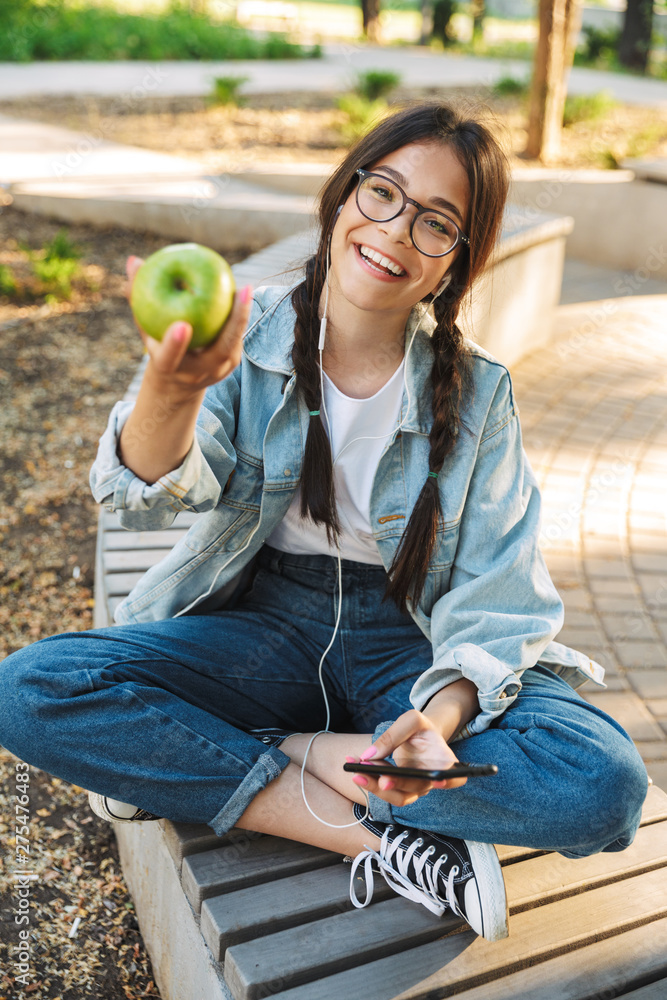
[0,205,250,999]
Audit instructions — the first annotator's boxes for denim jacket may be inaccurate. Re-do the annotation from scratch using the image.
[90,284,605,736]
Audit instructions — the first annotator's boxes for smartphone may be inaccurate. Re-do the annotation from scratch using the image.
[343,760,498,781]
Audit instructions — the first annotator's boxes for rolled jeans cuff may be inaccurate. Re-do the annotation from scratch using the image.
[366,720,395,825]
[209,747,290,836]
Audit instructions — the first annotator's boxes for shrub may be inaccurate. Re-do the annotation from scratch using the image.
[577,25,621,65]
[0,264,17,298]
[354,70,402,102]
[28,229,84,302]
[0,1,319,62]
[336,94,389,143]
[211,75,249,107]
[492,74,530,97]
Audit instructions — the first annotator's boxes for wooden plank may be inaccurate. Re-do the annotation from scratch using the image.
[640,783,667,824]
[224,865,667,1000]
[104,571,146,596]
[224,898,460,1000]
[504,818,667,911]
[161,821,262,873]
[100,509,199,530]
[495,784,667,864]
[619,981,667,1000]
[104,548,173,571]
[201,863,395,960]
[182,837,340,913]
[268,916,667,1000]
[105,529,187,551]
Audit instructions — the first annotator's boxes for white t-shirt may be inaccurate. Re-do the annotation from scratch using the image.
[266,360,405,563]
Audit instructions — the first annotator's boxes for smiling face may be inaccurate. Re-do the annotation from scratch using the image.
[328,140,470,323]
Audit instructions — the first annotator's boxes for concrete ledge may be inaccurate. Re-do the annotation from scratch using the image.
[510,169,667,279]
[115,820,232,1000]
[10,176,314,252]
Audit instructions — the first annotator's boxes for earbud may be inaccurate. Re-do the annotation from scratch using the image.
[433,273,452,299]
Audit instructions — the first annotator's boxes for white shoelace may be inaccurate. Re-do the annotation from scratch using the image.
[349,825,462,918]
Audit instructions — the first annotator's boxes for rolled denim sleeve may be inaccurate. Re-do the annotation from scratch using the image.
[410,374,564,735]
[89,371,241,531]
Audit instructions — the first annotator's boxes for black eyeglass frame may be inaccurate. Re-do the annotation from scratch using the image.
[354,168,470,258]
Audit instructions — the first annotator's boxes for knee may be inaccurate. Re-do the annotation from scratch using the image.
[0,635,90,759]
[556,740,649,856]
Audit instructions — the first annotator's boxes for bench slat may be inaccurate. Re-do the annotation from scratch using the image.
[104,548,174,571]
[201,863,395,960]
[268,916,667,1000]
[504,816,667,911]
[182,836,340,912]
[105,529,188,551]
[224,897,460,1000]
[161,821,262,873]
[238,864,667,1000]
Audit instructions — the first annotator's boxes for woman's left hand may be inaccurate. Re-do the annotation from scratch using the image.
[347,708,467,808]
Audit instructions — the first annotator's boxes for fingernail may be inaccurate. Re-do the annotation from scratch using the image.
[173,323,189,342]
[345,756,357,763]
[360,746,377,761]
[380,778,394,790]
[352,775,369,787]
[240,284,253,305]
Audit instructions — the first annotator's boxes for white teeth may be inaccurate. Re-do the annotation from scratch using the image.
[359,245,405,276]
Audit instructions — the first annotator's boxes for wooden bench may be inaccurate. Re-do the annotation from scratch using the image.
[94,228,667,1000]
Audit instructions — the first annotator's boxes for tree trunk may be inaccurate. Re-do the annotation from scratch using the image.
[470,0,485,42]
[619,0,653,73]
[361,0,382,42]
[420,0,433,45]
[524,0,582,162]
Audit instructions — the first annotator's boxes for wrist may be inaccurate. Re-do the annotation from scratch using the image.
[142,365,206,410]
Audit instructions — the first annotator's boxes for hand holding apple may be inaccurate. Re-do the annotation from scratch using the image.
[126,252,252,405]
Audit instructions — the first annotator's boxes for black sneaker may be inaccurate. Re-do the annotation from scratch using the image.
[249,727,301,749]
[349,802,508,942]
[88,792,161,823]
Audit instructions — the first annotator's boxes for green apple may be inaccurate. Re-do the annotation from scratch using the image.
[130,243,235,350]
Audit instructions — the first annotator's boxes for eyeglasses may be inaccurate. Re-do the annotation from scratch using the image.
[355,168,470,258]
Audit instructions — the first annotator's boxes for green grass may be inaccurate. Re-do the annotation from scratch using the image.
[492,73,530,97]
[0,264,17,298]
[354,70,402,101]
[0,0,320,62]
[26,229,85,302]
[211,75,250,107]
[563,90,617,127]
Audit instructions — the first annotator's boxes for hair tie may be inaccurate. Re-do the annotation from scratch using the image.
[427,471,438,479]
[309,409,321,417]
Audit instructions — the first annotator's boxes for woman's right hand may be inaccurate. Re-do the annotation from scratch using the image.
[127,255,253,404]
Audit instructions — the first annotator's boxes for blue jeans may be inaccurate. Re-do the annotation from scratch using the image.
[0,545,648,855]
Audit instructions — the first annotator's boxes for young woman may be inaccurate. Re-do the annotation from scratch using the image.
[0,103,648,944]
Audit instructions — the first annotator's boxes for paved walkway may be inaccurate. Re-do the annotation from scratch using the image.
[512,294,667,790]
[1,47,667,107]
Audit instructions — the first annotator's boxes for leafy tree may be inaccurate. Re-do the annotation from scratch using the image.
[361,0,382,42]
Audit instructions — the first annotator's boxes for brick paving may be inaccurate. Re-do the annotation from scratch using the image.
[510,292,667,788]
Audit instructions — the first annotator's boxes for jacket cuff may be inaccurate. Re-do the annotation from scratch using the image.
[410,643,522,737]
[89,400,205,514]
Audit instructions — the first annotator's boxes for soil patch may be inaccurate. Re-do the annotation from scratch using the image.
[1,87,666,170]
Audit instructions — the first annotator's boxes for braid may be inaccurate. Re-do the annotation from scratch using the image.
[290,256,340,545]
[385,293,471,613]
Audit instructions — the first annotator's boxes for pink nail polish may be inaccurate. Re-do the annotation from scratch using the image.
[345,756,357,763]
[360,746,377,761]
[241,284,253,305]
[352,775,369,787]
[173,323,189,342]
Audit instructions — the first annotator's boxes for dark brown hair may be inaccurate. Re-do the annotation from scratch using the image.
[291,102,510,612]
